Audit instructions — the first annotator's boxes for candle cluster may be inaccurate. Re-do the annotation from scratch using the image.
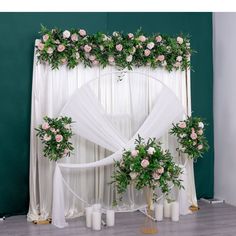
[85,204,115,231]
[155,199,180,222]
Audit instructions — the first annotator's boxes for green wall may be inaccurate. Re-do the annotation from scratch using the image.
[0,13,213,216]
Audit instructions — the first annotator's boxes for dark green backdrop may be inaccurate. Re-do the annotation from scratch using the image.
[0,13,213,216]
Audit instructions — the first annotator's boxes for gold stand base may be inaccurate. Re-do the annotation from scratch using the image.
[141,227,158,234]
[189,205,200,212]
[32,218,52,225]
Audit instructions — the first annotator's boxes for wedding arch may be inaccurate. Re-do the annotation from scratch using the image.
[27,28,197,227]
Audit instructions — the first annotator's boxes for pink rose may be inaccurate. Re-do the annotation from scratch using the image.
[141,159,149,168]
[126,55,133,62]
[116,44,123,51]
[198,129,203,135]
[128,33,134,39]
[144,49,151,57]
[89,55,96,61]
[147,147,155,155]
[157,55,165,62]
[176,56,182,62]
[79,29,87,37]
[177,36,183,44]
[92,60,99,66]
[43,134,51,141]
[174,62,181,68]
[37,42,44,51]
[55,134,63,143]
[84,44,92,53]
[155,35,162,42]
[131,149,139,157]
[71,33,78,42]
[57,44,65,52]
[43,34,49,42]
[108,56,115,64]
[197,144,203,150]
[138,35,146,42]
[47,47,54,54]
[152,172,161,180]
[190,132,198,140]
[42,122,50,130]
[178,121,186,129]
[157,167,164,174]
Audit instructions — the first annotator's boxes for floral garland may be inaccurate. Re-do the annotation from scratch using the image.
[170,116,209,160]
[35,116,74,161]
[111,136,182,202]
[36,25,192,71]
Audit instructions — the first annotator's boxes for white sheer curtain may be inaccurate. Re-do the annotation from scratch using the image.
[27,48,196,222]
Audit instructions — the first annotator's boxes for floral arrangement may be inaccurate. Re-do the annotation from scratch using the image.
[35,116,74,161]
[170,116,209,160]
[35,25,192,71]
[111,136,182,202]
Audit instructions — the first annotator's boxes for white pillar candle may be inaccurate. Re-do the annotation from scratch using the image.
[171,201,179,222]
[106,209,115,226]
[155,204,163,221]
[164,199,171,218]
[92,211,102,231]
[85,206,93,228]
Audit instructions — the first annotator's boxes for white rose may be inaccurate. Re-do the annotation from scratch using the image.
[147,147,155,155]
[75,52,80,60]
[179,133,187,138]
[35,39,41,46]
[129,172,138,180]
[177,36,183,44]
[131,47,136,54]
[147,42,155,50]
[198,122,204,129]
[162,60,167,67]
[112,31,119,37]
[126,55,133,62]
[176,56,183,62]
[63,30,71,39]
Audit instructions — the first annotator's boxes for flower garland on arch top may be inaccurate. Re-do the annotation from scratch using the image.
[36,25,193,71]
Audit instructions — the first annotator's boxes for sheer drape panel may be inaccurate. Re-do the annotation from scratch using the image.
[28,49,196,222]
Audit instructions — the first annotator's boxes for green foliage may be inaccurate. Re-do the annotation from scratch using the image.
[170,116,209,160]
[111,135,183,202]
[35,116,74,161]
[36,25,193,71]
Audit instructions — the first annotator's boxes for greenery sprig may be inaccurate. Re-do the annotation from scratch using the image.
[36,25,193,71]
